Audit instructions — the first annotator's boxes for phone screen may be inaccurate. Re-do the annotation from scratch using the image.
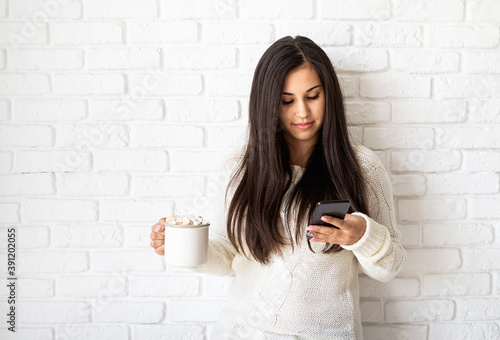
[309,199,351,227]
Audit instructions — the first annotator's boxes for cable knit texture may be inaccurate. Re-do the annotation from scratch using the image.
[197,145,406,340]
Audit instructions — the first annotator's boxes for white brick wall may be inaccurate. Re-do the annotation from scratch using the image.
[0,0,499,339]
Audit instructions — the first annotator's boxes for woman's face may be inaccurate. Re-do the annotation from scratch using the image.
[278,62,325,152]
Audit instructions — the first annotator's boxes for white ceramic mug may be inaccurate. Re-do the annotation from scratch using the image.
[163,223,209,267]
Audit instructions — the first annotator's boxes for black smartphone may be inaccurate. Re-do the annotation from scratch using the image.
[309,199,351,228]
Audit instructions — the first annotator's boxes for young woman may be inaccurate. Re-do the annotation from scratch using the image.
[150,36,406,340]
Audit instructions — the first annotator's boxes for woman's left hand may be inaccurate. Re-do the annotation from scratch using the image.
[306,213,367,245]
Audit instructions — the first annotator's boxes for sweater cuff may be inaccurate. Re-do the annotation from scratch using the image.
[341,212,389,258]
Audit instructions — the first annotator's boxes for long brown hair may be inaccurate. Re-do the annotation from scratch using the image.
[226,36,368,264]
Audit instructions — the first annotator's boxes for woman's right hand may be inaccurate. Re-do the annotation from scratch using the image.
[150,218,166,255]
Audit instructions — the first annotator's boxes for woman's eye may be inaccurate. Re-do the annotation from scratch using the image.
[282,100,294,105]
[307,94,319,100]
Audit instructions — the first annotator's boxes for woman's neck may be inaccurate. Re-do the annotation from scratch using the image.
[288,144,315,167]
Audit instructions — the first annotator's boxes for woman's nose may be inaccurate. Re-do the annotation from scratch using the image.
[295,100,309,118]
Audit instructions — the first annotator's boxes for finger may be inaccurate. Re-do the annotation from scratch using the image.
[320,215,345,229]
[154,244,165,255]
[151,218,166,232]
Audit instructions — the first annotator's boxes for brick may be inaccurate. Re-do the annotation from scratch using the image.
[403,249,461,275]
[469,197,500,219]
[458,298,500,321]
[85,0,157,18]
[345,102,391,125]
[127,21,198,44]
[133,175,205,197]
[428,173,499,194]
[57,326,129,340]
[0,151,12,173]
[134,325,204,340]
[89,98,163,121]
[398,198,466,221]
[56,123,129,148]
[464,151,500,171]
[123,224,152,248]
[423,223,494,247]
[423,273,491,297]
[0,0,5,18]
[239,46,271,70]
[363,127,433,150]
[52,224,123,248]
[393,0,463,21]
[389,174,426,196]
[18,301,91,323]
[0,99,8,120]
[435,76,500,98]
[0,328,53,340]
[348,126,363,146]
[24,198,98,222]
[359,300,383,323]
[427,25,499,48]
[241,0,313,19]
[0,74,50,95]
[16,150,92,173]
[354,23,422,47]
[359,276,419,298]
[467,0,500,21]
[465,51,500,74]
[92,251,163,272]
[325,48,388,72]
[160,0,237,19]
[129,275,200,297]
[57,173,129,197]
[393,100,465,123]
[0,49,5,70]
[0,173,53,196]
[205,73,253,97]
[436,127,500,148]
[0,22,48,45]
[275,23,351,46]
[131,124,203,148]
[202,275,233,297]
[18,226,50,248]
[19,251,88,273]
[167,300,225,322]
[385,299,455,322]
[391,150,461,173]
[206,126,248,148]
[360,76,430,98]
[164,47,236,70]
[128,73,203,96]
[0,203,20,223]
[429,323,500,340]
[93,150,167,172]
[469,100,500,123]
[53,74,125,95]
[52,22,123,45]
[392,50,459,74]
[9,0,82,19]
[320,0,389,19]
[339,76,358,98]
[203,22,273,44]
[464,248,500,271]
[88,48,161,70]
[0,124,53,147]
[165,99,239,122]
[6,48,84,71]
[58,275,127,297]
[398,224,419,247]
[100,199,174,222]
[169,150,229,172]
[13,98,87,121]
[19,278,54,297]
[362,325,428,340]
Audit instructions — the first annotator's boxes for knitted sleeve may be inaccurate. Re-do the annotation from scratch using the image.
[195,153,241,276]
[341,146,407,282]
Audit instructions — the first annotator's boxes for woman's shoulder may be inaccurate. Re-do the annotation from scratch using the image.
[352,144,385,174]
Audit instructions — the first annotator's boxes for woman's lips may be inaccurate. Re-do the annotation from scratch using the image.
[294,122,314,130]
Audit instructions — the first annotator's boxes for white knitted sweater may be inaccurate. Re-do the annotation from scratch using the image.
[197,145,406,340]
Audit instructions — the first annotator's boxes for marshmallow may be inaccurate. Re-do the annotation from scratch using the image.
[165,214,205,226]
